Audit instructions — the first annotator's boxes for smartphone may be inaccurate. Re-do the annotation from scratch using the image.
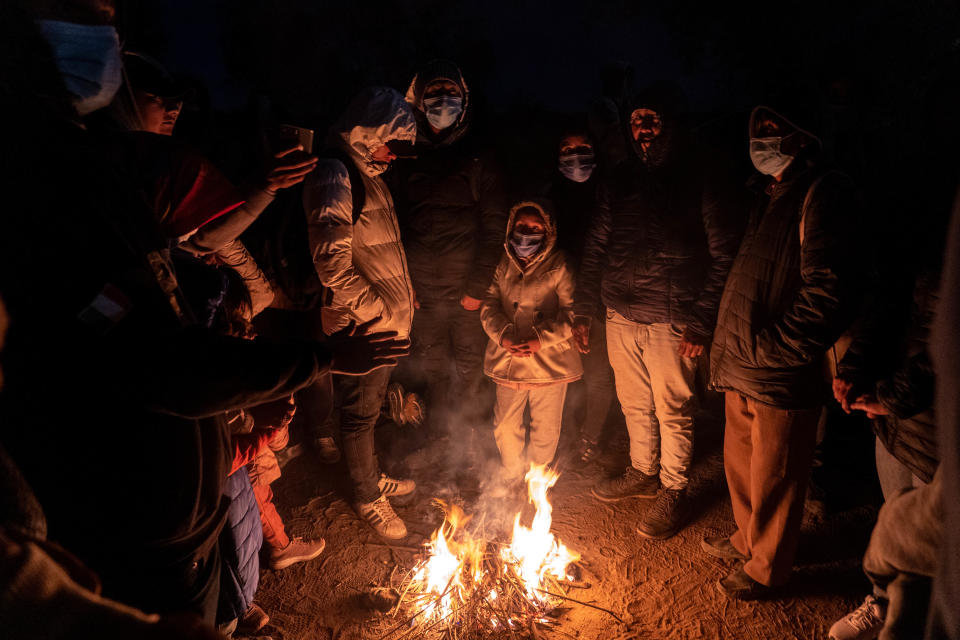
[276,124,314,154]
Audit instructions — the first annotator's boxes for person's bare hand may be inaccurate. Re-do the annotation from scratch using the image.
[850,394,890,419]
[460,295,482,311]
[326,319,410,375]
[501,334,530,357]
[413,289,421,310]
[678,338,704,358]
[572,317,590,354]
[833,376,856,413]
[264,144,318,193]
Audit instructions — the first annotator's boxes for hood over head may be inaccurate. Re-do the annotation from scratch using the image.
[505,198,558,270]
[625,81,688,167]
[748,104,823,150]
[329,86,417,177]
[405,59,471,146]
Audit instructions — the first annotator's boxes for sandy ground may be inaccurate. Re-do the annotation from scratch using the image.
[253,406,878,640]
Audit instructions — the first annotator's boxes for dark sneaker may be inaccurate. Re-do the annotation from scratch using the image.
[591,467,659,502]
[700,535,749,561]
[387,383,406,425]
[828,595,886,640]
[313,436,341,464]
[717,565,773,600]
[269,536,326,571]
[636,489,688,539]
[573,438,600,467]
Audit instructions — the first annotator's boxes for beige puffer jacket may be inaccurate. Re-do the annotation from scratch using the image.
[481,200,583,386]
[304,87,417,337]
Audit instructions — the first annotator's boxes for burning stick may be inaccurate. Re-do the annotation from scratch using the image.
[378,464,606,639]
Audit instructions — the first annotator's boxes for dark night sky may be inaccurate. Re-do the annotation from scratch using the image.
[129,0,958,118]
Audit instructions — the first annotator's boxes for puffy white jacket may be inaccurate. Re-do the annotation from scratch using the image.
[303,87,417,337]
[481,200,583,386]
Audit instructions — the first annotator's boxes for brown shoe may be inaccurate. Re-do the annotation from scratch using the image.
[237,602,270,634]
[717,565,773,600]
[269,537,326,570]
[700,535,749,561]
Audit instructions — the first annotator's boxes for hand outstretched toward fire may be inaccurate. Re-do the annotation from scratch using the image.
[326,319,411,375]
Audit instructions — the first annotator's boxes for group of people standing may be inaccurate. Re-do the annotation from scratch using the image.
[1,2,958,640]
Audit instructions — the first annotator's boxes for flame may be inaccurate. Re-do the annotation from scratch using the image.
[404,464,579,629]
[501,464,581,602]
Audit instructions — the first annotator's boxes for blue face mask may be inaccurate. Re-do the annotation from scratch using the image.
[423,95,463,131]
[38,20,122,116]
[558,152,596,183]
[510,230,545,259]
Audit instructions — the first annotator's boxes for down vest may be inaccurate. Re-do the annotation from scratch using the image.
[304,87,417,338]
[710,163,865,409]
[574,133,738,342]
[481,200,582,386]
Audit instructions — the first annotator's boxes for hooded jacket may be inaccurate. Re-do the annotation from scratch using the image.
[481,200,583,386]
[709,106,866,409]
[575,86,739,342]
[303,87,417,337]
[390,61,508,303]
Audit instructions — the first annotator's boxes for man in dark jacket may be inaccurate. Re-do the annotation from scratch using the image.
[0,2,405,622]
[390,60,508,454]
[575,84,739,539]
[704,103,865,599]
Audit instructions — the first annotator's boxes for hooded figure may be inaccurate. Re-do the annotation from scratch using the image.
[302,86,418,541]
[481,199,581,484]
[389,60,508,446]
[304,86,417,338]
[706,100,867,599]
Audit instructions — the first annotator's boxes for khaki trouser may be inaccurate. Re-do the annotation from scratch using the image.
[493,383,568,480]
[605,310,697,490]
[724,392,820,586]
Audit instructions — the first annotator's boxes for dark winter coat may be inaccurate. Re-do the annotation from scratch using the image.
[710,164,865,409]
[574,131,739,342]
[217,470,263,624]
[391,63,508,304]
[545,173,600,268]
[839,271,940,482]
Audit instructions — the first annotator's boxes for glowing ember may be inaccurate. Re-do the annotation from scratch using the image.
[388,464,580,637]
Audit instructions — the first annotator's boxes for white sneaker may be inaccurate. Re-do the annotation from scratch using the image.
[378,473,415,497]
[829,595,886,640]
[356,495,408,540]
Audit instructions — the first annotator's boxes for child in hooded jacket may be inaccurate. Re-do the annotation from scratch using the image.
[481,200,583,485]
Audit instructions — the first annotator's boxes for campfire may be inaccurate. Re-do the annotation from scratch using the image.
[377,464,617,639]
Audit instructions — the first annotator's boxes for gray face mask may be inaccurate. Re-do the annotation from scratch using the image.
[749,137,795,176]
[38,20,122,116]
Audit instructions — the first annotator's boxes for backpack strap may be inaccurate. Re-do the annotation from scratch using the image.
[320,147,366,223]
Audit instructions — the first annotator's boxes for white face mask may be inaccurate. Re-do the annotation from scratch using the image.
[38,20,122,116]
[749,137,795,176]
